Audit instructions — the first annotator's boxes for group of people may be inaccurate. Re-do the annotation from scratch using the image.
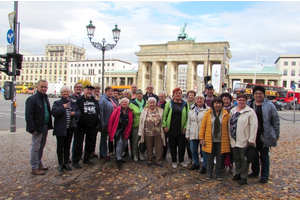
[25,80,280,185]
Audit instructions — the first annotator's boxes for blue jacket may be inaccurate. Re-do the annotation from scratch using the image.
[52,97,81,136]
[99,94,118,127]
[25,91,53,133]
[247,98,280,147]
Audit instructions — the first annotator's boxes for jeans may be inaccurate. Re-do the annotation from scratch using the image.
[116,136,128,161]
[99,128,108,157]
[30,124,48,169]
[202,150,207,168]
[190,139,200,166]
[251,140,270,179]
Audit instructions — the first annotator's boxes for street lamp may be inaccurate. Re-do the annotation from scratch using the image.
[86,20,121,94]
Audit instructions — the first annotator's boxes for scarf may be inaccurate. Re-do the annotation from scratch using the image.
[110,98,118,110]
[135,98,145,113]
[157,101,165,108]
[213,109,222,138]
[195,106,203,116]
[230,112,241,140]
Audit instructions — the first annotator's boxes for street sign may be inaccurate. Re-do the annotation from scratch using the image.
[291,84,296,90]
[6,29,14,44]
[7,44,14,53]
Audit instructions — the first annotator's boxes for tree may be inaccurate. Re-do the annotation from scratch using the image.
[78,79,92,89]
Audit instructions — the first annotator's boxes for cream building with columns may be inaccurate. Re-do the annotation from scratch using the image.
[135,40,231,95]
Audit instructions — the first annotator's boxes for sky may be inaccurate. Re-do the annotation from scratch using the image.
[1,1,300,82]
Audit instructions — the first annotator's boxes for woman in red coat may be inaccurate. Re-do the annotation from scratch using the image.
[108,98,133,168]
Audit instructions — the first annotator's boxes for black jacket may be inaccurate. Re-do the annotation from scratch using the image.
[52,97,81,136]
[25,91,53,133]
[143,93,159,102]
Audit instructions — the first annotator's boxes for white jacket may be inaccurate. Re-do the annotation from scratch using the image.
[186,105,210,140]
[229,105,258,148]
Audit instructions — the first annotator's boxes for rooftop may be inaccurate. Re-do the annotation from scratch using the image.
[228,67,282,75]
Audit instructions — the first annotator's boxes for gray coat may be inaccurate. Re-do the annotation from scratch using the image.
[99,94,118,127]
[247,98,280,147]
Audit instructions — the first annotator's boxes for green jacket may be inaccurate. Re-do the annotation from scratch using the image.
[129,99,148,128]
[162,100,189,132]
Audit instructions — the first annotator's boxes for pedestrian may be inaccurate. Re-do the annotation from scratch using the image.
[138,97,165,167]
[99,86,118,161]
[163,87,189,169]
[219,92,236,174]
[25,79,53,175]
[108,98,133,168]
[158,91,168,159]
[70,82,83,101]
[199,97,230,181]
[247,85,280,183]
[143,84,159,102]
[52,85,81,172]
[72,85,100,169]
[186,92,210,170]
[131,83,137,100]
[229,94,258,185]
[129,89,148,161]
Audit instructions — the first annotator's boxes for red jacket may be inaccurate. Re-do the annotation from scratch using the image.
[108,106,133,141]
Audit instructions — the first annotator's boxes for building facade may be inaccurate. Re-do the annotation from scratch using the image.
[275,55,300,91]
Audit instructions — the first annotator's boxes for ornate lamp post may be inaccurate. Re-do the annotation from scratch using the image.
[86,20,121,94]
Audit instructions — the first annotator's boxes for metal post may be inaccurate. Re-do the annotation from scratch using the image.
[205,49,210,86]
[102,46,105,95]
[10,1,18,132]
[293,89,295,123]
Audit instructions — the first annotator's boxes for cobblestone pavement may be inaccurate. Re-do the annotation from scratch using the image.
[0,121,299,199]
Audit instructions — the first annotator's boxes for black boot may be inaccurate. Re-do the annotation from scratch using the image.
[63,164,72,171]
[199,167,206,174]
[238,178,247,185]
[232,174,241,181]
[58,164,63,172]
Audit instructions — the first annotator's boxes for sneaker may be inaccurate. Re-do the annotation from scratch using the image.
[72,163,82,169]
[186,158,192,165]
[248,173,259,178]
[32,169,46,175]
[172,162,178,169]
[103,156,111,161]
[206,173,212,180]
[232,174,241,181]
[179,162,188,167]
[238,178,248,185]
[217,174,223,181]
[188,164,200,170]
[83,160,94,165]
[134,155,138,162]
[199,167,207,174]
[258,178,268,183]
[139,154,145,161]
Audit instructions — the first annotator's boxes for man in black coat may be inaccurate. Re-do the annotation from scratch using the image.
[72,85,101,169]
[25,80,53,175]
[143,84,159,102]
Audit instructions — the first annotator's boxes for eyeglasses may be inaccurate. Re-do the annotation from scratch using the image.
[237,99,246,102]
[159,96,165,98]
[75,86,82,89]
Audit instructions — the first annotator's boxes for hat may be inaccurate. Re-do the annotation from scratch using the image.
[205,84,214,89]
[195,92,204,99]
[84,85,95,89]
[93,83,101,89]
[136,89,143,94]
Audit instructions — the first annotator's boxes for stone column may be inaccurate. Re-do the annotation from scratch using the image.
[151,61,159,94]
[264,79,269,85]
[125,77,128,86]
[166,61,178,96]
[186,61,197,92]
[137,62,150,91]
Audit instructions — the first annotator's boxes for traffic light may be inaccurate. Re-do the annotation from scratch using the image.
[3,81,12,100]
[14,53,23,70]
[0,53,13,75]
[204,76,211,84]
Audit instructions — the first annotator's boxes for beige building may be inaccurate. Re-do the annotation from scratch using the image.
[275,55,300,91]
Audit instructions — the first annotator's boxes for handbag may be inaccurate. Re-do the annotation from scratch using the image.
[139,142,146,153]
[69,117,78,130]
[244,145,258,163]
[114,129,122,140]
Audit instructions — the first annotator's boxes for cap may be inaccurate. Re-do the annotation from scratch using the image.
[195,92,205,99]
[84,85,95,89]
[205,84,214,89]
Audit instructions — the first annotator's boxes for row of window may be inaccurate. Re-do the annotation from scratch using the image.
[283,69,300,76]
[23,63,68,68]
[22,69,67,75]
[70,63,115,67]
[282,80,300,88]
[283,61,300,66]
[0,75,67,82]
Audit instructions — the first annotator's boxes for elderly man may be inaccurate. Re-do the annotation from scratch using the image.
[204,84,216,107]
[72,85,100,169]
[143,84,159,102]
[70,82,83,101]
[25,80,53,175]
[131,83,137,100]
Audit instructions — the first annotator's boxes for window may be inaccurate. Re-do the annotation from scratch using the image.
[86,64,89,67]
[299,70,300,76]
[71,64,73,67]
[54,69,57,74]
[65,57,67,61]
[123,66,125,69]
[70,70,73,74]
[112,63,114,66]
[40,69,42,73]
[64,70,67,75]
[45,63,47,68]
[32,57,34,61]
[35,63,38,68]
[37,57,39,61]
[284,61,288,66]
[70,77,73,83]
[27,57,30,61]
[26,69,28,73]
[291,70,295,76]
[59,70,62,75]
[99,70,101,74]
[98,77,100,83]
[45,69,47,74]
[64,76,66,81]
[39,63,43,68]
[292,61,296,66]
[41,57,44,61]
[283,81,287,88]
[74,77,76,83]
[82,64,85,67]
[99,63,101,67]
[290,81,294,88]
[90,64,93,67]
[64,63,67,68]
[283,70,287,76]
[108,63,110,66]
[59,63,62,68]
[50,63,52,68]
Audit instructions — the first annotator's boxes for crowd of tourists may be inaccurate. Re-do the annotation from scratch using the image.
[25,80,280,185]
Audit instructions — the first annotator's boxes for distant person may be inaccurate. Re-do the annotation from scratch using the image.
[25,80,53,175]
[93,83,101,102]
[204,84,216,107]
[157,91,168,159]
[113,89,120,106]
[247,86,280,183]
[70,82,83,101]
[52,85,81,172]
[186,90,196,109]
[143,84,159,102]
[131,83,138,100]
[72,85,100,169]
[123,89,132,102]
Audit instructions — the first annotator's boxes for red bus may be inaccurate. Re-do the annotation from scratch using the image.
[233,83,284,100]
[276,90,300,104]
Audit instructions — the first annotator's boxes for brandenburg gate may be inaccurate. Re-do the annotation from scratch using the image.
[135,40,232,95]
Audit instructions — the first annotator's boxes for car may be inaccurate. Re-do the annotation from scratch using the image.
[273,101,287,111]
